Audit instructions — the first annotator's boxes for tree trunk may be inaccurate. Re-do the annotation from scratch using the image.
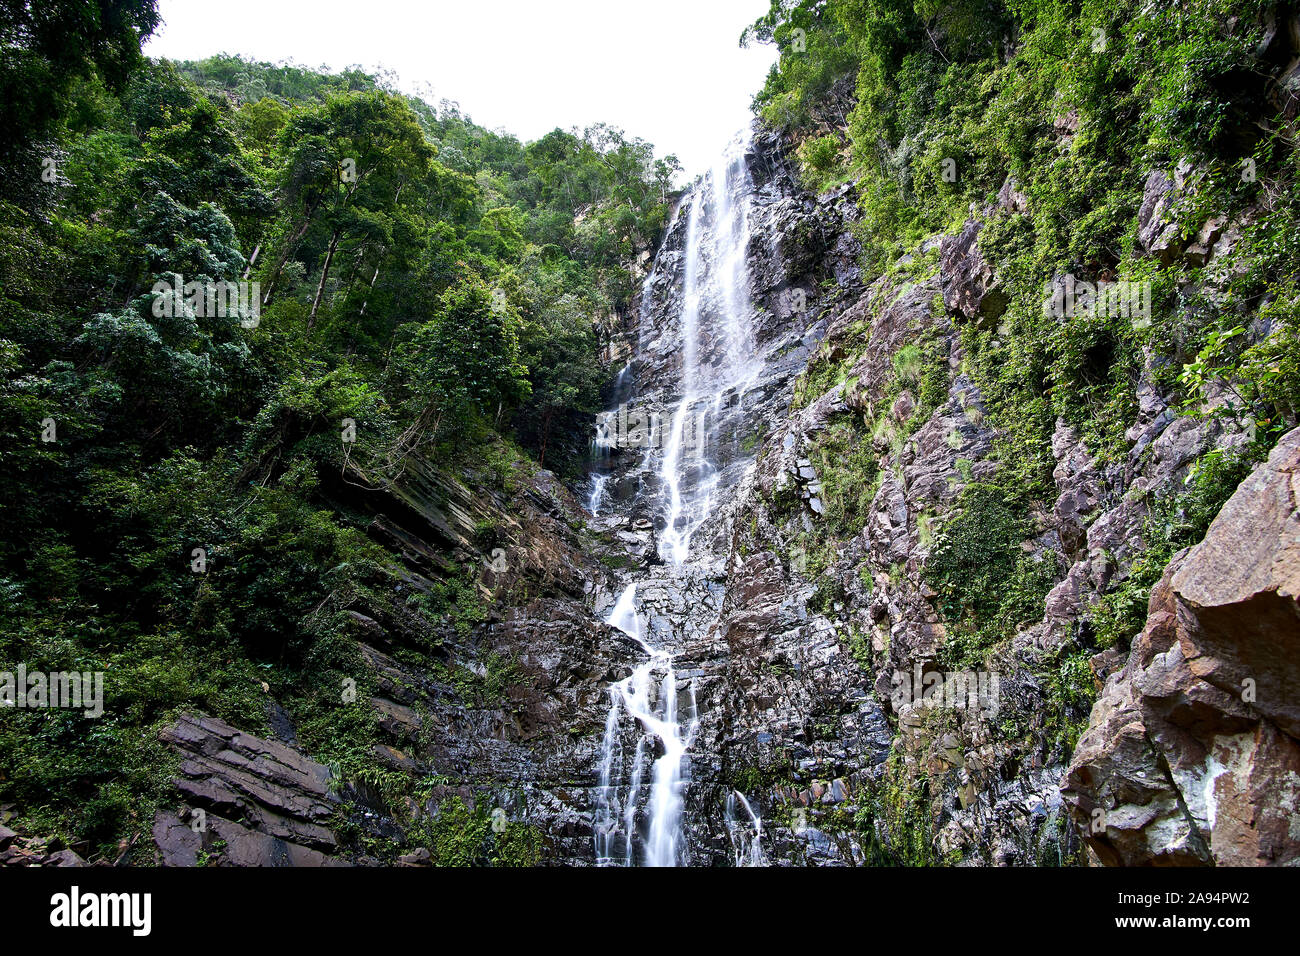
[308,229,340,331]
[262,199,321,304]
[241,243,261,280]
[357,182,402,317]
[359,262,382,316]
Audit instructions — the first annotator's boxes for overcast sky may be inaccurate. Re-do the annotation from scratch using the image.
[143,0,778,179]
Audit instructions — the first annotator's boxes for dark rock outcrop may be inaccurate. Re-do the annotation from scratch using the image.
[153,714,345,866]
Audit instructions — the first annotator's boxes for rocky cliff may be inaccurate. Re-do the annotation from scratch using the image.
[584,124,1299,867]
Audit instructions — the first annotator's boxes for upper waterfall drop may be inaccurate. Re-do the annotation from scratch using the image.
[657,128,760,565]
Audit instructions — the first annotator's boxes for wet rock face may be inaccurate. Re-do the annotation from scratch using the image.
[585,125,871,865]
[653,123,1289,867]
[631,126,858,415]
[587,128,863,586]
[694,252,1040,866]
[336,456,649,866]
[1062,429,1300,866]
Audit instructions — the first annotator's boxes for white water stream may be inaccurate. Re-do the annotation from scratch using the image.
[593,131,764,866]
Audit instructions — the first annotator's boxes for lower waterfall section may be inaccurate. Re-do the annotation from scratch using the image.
[593,582,698,867]
[725,790,768,867]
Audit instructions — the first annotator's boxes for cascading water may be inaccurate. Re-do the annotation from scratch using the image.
[725,790,768,867]
[596,582,698,867]
[593,130,762,866]
[657,132,759,565]
[585,472,610,515]
[585,361,633,518]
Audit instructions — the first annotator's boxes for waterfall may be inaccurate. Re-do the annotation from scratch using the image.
[658,131,758,564]
[587,361,633,515]
[585,472,610,515]
[725,790,768,867]
[593,129,760,866]
[595,583,699,867]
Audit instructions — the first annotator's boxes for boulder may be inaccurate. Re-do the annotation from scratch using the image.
[1136,170,1181,262]
[1062,428,1300,865]
[1168,428,1300,738]
[45,848,86,867]
[152,713,345,865]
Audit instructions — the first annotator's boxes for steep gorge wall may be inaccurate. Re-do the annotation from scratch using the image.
[115,123,1299,870]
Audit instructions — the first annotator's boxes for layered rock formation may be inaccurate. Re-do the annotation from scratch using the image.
[153,714,344,867]
[140,442,643,866]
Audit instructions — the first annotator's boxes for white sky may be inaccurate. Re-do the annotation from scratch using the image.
[143,0,778,179]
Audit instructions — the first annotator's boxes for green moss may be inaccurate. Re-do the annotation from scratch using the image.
[435,652,524,709]
[845,625,873,672]
[807,572,847,615]
[412,568,488,638]
[404,796,544,867]
[1044,649,1098,754]
[853,752,956,866]
[806,416,882,540]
